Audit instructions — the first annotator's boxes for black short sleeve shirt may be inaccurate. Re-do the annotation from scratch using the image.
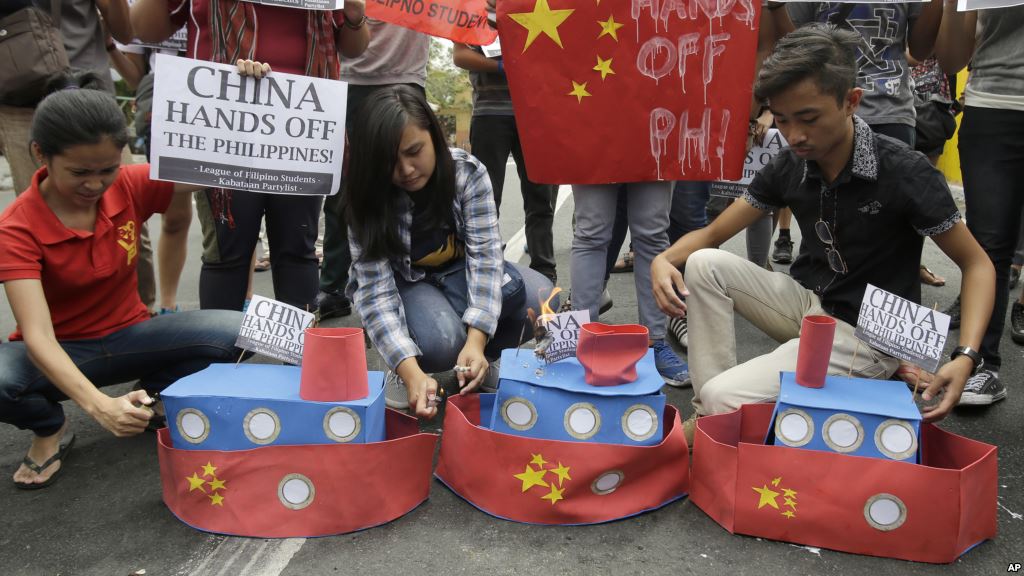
[743,116,961,325]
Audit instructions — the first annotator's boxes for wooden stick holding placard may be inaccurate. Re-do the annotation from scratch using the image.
[848,339,861,377]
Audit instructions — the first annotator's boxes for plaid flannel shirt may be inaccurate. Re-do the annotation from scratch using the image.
[346,149,504,370]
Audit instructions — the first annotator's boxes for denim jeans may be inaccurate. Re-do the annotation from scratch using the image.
[397,264,554,373]
[0,310,244,436]
[959,106,1024,370]
[668,181,711,244]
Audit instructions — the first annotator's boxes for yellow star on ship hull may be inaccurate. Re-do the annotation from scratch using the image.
[209,492,225,506]
[542,484,565,505]
[550,463,571,486]
[187,472,207,493]
[514,464,549,492]
[509,0,575,52]
[752,484,780,509]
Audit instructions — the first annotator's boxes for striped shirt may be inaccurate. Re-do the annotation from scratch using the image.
[346,149,504,370]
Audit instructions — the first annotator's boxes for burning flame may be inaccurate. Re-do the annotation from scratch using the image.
[539,287,561,319]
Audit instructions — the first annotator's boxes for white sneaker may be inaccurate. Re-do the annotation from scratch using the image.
[384,371,409,410]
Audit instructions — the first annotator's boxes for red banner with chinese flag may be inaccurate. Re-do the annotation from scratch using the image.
[367,0,497,45]
[497,0,760,184]
[157,410,438,538]
[691,404,997,564]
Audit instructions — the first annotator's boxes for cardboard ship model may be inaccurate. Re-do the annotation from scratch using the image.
[156,328,438,538]
[690,316,997,563]
[435,323,690,525]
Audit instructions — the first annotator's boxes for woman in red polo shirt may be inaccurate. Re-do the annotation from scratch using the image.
[0,85,243,490]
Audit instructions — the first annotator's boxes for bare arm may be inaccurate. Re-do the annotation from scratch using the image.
[4,280,153,436]
[935,0,977,74]
[109,49,147,90]
[335,0,370,59]
[96,0,134,44]
[652,198,769,317]
[453,43,500,73]
[129,0,180,43]
[922,221,994,420]
[908,0,944,61]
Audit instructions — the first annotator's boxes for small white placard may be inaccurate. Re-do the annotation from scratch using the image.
[151,54,346,196]
[244,0,344,9]
[541,310,591,363]
[711,129,787,198]
[853,284,951,373]
[482,37,502,59]
[236,295,316,365]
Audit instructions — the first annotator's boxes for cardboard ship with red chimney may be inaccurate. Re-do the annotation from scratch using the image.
[435,321,691,524]
[155,327,438,538]
[690,315,998,564]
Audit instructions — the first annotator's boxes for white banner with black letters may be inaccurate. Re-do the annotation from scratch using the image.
[150,54,346,195]
[236,295,317,365]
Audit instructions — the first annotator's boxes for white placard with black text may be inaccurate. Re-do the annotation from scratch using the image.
[854,284,951,373]
[236,295,316,365]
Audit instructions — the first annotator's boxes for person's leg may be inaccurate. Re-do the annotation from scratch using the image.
[772,207,794,264]
[745,211,774,268]
[624,181,672,339]
[135,223,157,311]
[699,319,898,415]
[157,192,193,311]
[196,189,265,310]
[571,184,620,318]
[0,105,39,194]
[667,181,710,245]
[510,117,557,282]
[487,264,555,355]
[317,189,353,317]
[959,106,1024,376]
[469,114,514,212]
[396,280,467,373]
[265,194,322,311]
[606,190,630,277]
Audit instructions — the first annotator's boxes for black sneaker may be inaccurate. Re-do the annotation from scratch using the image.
[957,369,1007,406]
[772,237,793,264]
[944,296,961,330]
[315,290,352,320]
[1012,301,1024,345]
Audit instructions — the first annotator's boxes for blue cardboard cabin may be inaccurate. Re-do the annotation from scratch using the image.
[766,372,921,463]
[162,364,385,450]
[490,348,666,446]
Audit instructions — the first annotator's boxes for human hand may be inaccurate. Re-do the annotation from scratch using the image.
[894,360,934,390]
[919,356,973,422]
[455,340,489,394]
[236,59,271,78]
[406,375,440,420]
[343,0,366,24]
[91,390,153,437]
[651,254,688,318]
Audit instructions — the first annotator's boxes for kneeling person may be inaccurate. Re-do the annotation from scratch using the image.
[651,24,994,424]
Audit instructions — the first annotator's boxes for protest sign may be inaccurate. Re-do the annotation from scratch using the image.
[150,54,346,195]
[957,0,1024,9]
[131,26,187,52]
[243,0,344,8]
[498,0,759,184]
[540,310,591,363]
[711,129,787,199]
[368,0,497,45]
[481,36,502,59]
[236,295,317,365]
[854,284,951,373]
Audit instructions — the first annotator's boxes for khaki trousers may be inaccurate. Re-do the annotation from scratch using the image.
[684,248,898,416]
[0,105,39,194]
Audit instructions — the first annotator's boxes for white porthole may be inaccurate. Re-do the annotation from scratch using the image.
[591,470,625,495]
[323,407,361,443]
[874,419,918,460]
[501,397,538,431]
[564,402,601,440]
[822,413,864,453]
[622,404,658,442]
[176,408,210,444]
[775,409,814,447]
[243,408,281,445]
[278,473,315,510]
[864,493,907,531]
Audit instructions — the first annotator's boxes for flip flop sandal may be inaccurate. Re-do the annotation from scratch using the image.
[920,265,946,287]
[254,257,271,272]
[611,252,634,274]
[14,433,76,491]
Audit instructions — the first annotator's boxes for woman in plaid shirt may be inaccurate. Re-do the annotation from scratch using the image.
[344,86,553,418]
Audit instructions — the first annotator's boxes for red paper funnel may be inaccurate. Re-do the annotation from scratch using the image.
[576,323,650,386]
[795,315,836,388]
[300,327,368,401]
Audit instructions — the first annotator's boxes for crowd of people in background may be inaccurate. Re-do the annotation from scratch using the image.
[0,0,1020,489]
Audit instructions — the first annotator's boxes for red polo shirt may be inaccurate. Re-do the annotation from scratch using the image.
[0,165,175,341]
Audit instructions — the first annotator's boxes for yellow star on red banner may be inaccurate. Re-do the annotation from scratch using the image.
[509,0,575,52]
[514,464,549,492]
[186,472,207,493]
[208,477,227,492]
[550,463,572,486]
[530,453,548,467]
[542,484,565,505]
[569,81,592,103]
[186,462,228,507]
[514,453,572,505]
[752,484,780,509]
[208,492,225,506]
[202,462,217,477]
[596,15,623,41]
[753,476,798,518]
[593,56,615,80]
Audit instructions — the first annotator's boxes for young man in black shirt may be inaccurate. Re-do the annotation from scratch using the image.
[651,24,994,430]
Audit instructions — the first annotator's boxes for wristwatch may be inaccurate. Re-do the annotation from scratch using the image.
[950,346,982,370]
